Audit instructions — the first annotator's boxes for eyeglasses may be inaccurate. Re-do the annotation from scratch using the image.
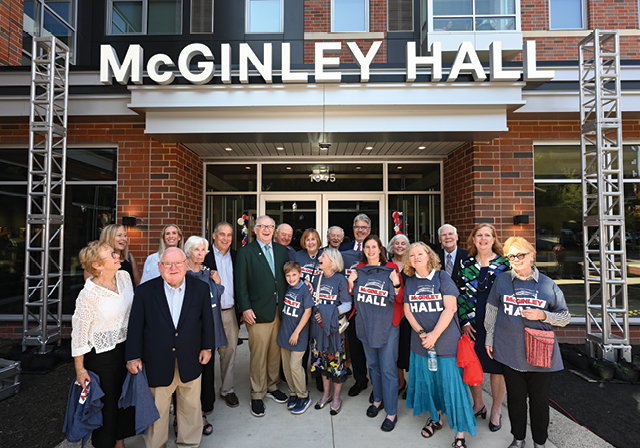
[160,260,186,268]
[354,226,370,230]
[506,253,530,262]
[255,224,275,230]
[101,251,119,261]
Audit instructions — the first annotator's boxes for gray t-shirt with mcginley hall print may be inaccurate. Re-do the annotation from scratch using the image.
[404,270,460,359]
[277,282,314,352]
[354,265,396,349]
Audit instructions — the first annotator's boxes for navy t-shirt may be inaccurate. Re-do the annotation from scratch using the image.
[354,265,396,348]
[310,272,352,342]
[341,250,362,277]
[294,249,323,284]
[277,283,314,352]
[404,270,460,358]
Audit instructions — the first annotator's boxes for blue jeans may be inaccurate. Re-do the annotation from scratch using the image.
[362,324,400,416]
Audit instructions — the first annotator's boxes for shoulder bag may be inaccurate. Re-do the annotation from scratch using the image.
[513,279,555,368]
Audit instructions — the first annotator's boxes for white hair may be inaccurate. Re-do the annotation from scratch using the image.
[184,236,209,257]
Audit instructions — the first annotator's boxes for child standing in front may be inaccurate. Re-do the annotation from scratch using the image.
[278,261,314,414]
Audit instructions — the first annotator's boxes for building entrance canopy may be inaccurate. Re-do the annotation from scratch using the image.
[129,79,525,154]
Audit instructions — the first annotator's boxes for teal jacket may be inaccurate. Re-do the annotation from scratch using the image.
[235,240,289,323]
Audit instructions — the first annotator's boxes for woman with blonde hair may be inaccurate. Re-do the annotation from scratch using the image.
[97,224,141,286]
[485,236,570,448]
[403,242,475,447]
[456,223,510,432]
[72,241,136,448]
[140,224,184,283]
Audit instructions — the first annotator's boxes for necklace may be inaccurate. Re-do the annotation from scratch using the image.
[477,273,489,292]
[97,277,117,292]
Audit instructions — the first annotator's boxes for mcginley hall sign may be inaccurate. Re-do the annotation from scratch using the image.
[100,40,554,86]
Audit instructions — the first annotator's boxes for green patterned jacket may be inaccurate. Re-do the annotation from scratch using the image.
[455,255,510,326]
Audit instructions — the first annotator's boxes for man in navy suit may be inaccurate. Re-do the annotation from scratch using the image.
[127,247,213,448]
[339,213,372,252]
[437,223,469,285]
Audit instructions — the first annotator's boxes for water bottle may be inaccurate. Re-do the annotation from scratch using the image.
[428,348,438,372]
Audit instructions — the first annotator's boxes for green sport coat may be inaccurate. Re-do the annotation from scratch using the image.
[235,240,289,323]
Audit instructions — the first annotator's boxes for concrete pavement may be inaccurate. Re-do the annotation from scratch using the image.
[57,328,613,448]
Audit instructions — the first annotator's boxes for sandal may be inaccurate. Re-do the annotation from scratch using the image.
[202,416,213,436]
[452,437,467,448]
[421,416,442,438]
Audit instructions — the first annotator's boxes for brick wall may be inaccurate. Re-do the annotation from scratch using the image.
[443,133,536,246]
[0,0,23,66]
[0,120,204,263]
[521,0,640,60]
[443,115,640,244]
[303,0,387,64]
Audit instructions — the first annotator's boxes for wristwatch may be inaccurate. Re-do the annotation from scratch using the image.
[393,283,401,288]
[417,328,426,335]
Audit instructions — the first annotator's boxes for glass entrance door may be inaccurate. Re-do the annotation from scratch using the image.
[260,193,386,249]
[263,194,321,251]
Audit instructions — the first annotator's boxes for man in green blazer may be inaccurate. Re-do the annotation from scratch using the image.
[235,214,290,417]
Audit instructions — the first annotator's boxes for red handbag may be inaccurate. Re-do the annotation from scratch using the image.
[456,334,484,386]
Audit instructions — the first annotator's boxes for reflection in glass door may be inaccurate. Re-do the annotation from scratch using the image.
[323,194,386,246]
[264,195,320,251]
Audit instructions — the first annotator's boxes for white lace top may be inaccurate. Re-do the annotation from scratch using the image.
[71,270,134,357]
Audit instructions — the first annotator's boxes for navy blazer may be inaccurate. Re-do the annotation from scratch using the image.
[203,246,240,324]
[126,275,214,388]
[438,247,469,285]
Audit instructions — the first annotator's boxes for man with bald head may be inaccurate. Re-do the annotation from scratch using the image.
[438,223,468,284]
[275,223,296,260]
[127,247,214,448]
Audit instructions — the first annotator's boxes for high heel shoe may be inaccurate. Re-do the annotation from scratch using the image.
[489,414,502,432]
[474,406,487,419]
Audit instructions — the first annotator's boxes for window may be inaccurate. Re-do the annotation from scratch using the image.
[388,0,413,31]
[432,0,516,31]
[246,0,283,33]
[0,147,118,316]
[332,0,369,32]
[534,145,640,318]
[23,0,77,64]
[191,0,214,34]
[549,0,584,30]
[108,0,182,35]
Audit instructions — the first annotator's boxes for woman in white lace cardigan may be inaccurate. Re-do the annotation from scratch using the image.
[72,241,135,448]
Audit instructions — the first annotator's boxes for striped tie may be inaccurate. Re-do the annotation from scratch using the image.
[446,254,453,276]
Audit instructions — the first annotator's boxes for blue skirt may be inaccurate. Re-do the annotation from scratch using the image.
[406,352,476,435]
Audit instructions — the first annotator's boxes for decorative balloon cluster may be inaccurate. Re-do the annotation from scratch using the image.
[237,214,251,245]
[392,211,403,235]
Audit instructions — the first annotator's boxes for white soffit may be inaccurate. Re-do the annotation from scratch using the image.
[129,82,525,144]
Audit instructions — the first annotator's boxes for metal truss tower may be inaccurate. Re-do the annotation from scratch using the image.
[579,30,631,362]
[22,37,69,353]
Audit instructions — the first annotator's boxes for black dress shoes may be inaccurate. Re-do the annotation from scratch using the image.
[348,382,368,397]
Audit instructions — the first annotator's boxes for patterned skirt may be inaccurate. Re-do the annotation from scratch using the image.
[310,338,347,383]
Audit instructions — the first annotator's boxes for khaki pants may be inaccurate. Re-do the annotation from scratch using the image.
[145,361,202,448]
[218,308,239,395]
[246,314,281,400]
[281,348,308,398]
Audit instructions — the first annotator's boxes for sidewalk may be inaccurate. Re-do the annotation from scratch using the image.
[57,329,613,448]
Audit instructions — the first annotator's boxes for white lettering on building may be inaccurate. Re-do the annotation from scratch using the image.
[100,41,554,85]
